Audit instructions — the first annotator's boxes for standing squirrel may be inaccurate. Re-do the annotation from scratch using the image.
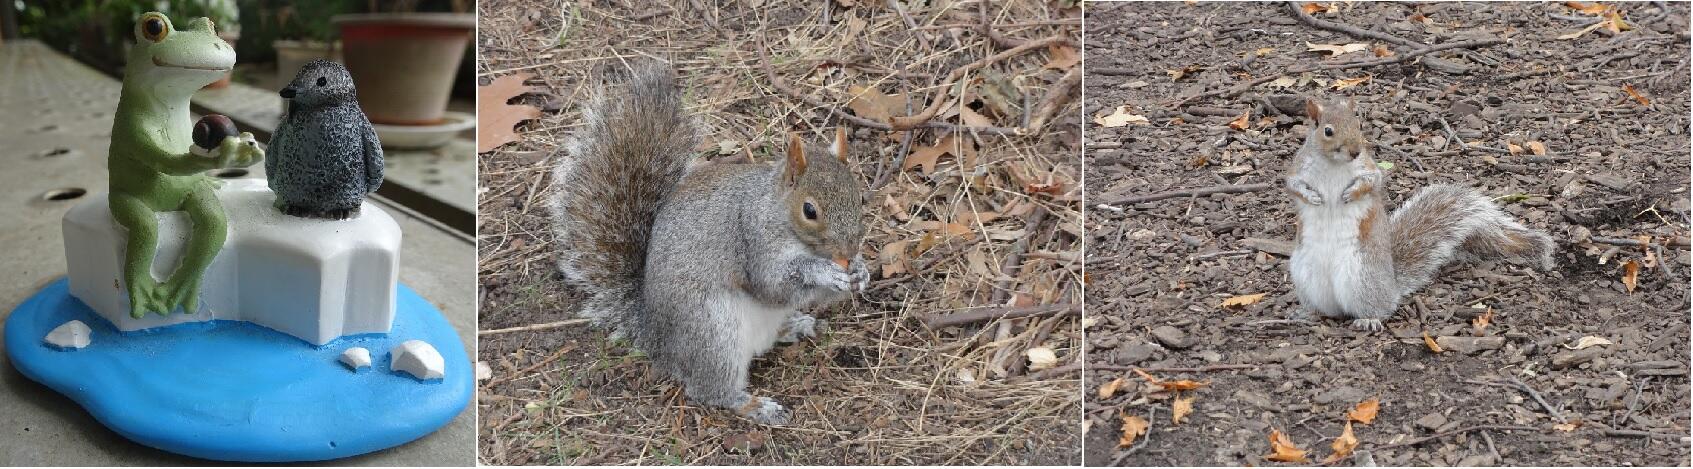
[546,62,868,425]
[1286,98,1555,330]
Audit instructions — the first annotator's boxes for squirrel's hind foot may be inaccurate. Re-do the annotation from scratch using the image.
[738,396,791,426]
[1350,318,1385,331]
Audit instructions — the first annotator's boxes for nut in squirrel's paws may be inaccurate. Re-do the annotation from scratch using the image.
[809,260,854,292]
[848,260,870,292]
[1350,318,1385,331]
[741,397,790,426]
[777,314,824,343]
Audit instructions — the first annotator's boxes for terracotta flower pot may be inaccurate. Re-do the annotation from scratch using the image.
[332,13,474,126]
[273,39,342,85]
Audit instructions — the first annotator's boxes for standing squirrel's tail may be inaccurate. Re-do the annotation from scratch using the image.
[546,61,699,338]
[1388,184,1557,295]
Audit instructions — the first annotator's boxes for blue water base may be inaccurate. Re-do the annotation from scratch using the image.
[4,278,472,462]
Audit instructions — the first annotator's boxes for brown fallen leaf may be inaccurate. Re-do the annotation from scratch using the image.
[1119,412,1149,447]
[1324,421,1360,463]
[1566,1,1610,15]
[1505,140,1524,155]
[1098,377,1128,400]
[902,134,975,174]
[1553,419,1584,432]
[1096,105,1150,127]
[1172,394,1195,424]
[1220,292,1268,308]
[1622,259,1639,293]
[1346,398,1380,424]
[1623,83,1650,106]
[1043,43,1081,71]
[1301,2,1332,15]
[1602,8,1631,33]
[1131,368,1210,392]
[1227,111,1251,131]
[1266,429,1310,463]
[1423,332,1445,353]
[476,73,544,153]
[1372,44,1395,57]
[846,84,905,124]
[1527,141,1548,156]
[1332,75,1372,90]
[1168,64,1204,81]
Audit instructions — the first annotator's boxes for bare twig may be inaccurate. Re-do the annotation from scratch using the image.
[756,41,1023,135]
[1168,38,1505,108]
[479,318,592,336]
[922,303,1080,329]
[1090,364,1259,373]
[1102,183,1276,205]
[889,35,1073,129]
[1287,1,1420,48]
[1371,425,1541,451]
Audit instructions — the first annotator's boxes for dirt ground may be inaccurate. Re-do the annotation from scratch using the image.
[1083,2,1691,466]
[475,0,1083,465]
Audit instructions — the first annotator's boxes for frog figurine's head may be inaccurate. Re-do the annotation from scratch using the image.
[124,12,235,95]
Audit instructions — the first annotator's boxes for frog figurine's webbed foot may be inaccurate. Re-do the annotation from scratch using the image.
[125,275,169,319]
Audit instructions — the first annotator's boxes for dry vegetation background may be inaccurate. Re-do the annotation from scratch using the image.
[475,0,1083,465]
[1084,1,1690,466]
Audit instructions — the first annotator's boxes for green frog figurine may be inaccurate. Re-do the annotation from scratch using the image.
[108,12,263,318]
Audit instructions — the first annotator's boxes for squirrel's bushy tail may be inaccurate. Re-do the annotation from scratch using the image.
[1389,184,1556,295]
[546,61,699,338]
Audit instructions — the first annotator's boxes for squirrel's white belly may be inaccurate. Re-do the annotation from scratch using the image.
[721,292,793,362]
[1290,201,1373,317]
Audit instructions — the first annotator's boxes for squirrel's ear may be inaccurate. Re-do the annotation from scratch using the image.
[830,128,849,163]
[1304,99,1323,121]
[783,133,808,185]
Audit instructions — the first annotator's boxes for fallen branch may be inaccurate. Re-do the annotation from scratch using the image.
[1288,1,1420,48]
[478,318,591,336]
[888,35,1073,130]
[1102,183,1276,206]
[1371,425,1541,451]
[1167,38,1505,108]
[1017,361,1083,381]
[1465,378,1566,422]
[922,302,1079,329]
[1090,364,1259,373]
[1023,66,1083,134]
[1589,235,1692,249]
[1604,429,1689,440]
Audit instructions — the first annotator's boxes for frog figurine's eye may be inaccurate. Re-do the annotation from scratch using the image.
[140,14,169,43]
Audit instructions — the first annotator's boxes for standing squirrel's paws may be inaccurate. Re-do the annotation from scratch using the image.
[777,314,824,343]
[1350,318,1385,331]
[216,133,264,168]
[739,397,790,426]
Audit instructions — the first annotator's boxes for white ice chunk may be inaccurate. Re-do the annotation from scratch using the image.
[43,320,91,350]
[390,340,444,380]
[340,347,372,371]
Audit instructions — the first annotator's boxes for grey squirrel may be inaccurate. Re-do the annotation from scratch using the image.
[1286,98,1555,331]
[546,61,868,425]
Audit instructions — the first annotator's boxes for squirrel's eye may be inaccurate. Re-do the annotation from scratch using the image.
[802,201,818,221]
[1322,126,1334,137]
[316,77,328,87]
[142,17,168,42]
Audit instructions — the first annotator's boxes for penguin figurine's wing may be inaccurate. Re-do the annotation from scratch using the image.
[266,105,289,178]
[360,117,384,193]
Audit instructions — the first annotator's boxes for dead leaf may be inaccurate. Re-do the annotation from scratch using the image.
[1119,413,1149,447]
[1331,75,1372,90]
[1623,83,1650,106]
[477,73,544,153]
[1423,332,1445,353]
[1096,106,1150,127]
[1098,377,1127,400]
[1346,398,1380,424]
[1254,47,1277,57]
[1301,2,1332,15]
[1602,8,1631,33]
[1372,44,1395,57]
[1043,43,1081,70]
[1220,293,1268,308]
[1323,422,1360,463]
[1167,64,1203,81]
[1622,259,1639,293]
[846,84,905,124]
[1266,429,1310,463]
[1473,307,1494,333]
[1553,419,1584,432]
[1227,112,1251,131]
[1172,394,1195,424]
[1566,1,1610,15]
[1527,141,1548,156]
[1506,141,1524,155]
[877,240,911,277]
[1026,347,1057,371]
[1159,379,1209,391]
[903,134,975,174]
[1570,336,1613,349]
[1306,42,1370,57]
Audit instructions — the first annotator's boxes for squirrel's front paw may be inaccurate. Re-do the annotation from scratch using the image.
[740,396,790,426]
[806,260,854,292]
[777,314,822,343]
[847,257,870,292]
[217,133,264,168]
[1350,318,1385,331]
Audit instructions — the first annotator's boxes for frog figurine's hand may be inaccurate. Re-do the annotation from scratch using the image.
[216,132,263,168]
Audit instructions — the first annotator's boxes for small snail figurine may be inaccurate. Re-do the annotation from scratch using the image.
[189,114,255,158]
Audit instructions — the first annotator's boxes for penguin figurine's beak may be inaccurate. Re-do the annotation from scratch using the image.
[279,87,297,99]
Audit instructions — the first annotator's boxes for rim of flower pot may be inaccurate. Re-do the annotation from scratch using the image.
[330,13,475,29]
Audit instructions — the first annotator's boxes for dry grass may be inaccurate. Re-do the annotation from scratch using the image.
[475,0,1084,465]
